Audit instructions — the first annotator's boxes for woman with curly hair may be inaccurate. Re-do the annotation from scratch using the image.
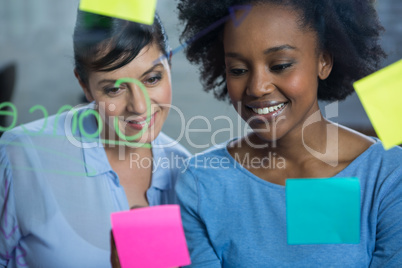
[175,0,402,267]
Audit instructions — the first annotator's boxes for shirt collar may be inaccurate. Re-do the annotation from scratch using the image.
[149,135,172,190]
[79,104,113,177]
[79,105,173,191]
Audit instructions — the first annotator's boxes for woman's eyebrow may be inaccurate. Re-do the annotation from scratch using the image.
[98,79,116,86]
[225,45,297,59]
[97,63,165,86]
[224,52,245,59]
[263,44,296,54]
[141,63,164,77]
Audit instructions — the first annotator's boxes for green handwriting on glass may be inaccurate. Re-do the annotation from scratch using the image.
[0,78,151,148]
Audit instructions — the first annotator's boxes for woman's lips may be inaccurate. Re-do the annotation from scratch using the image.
[125,112,157,130]
[246,102,288,122]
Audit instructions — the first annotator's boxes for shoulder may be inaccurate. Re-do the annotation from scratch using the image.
[175,142,231,201]
[152,132,191,159]
[179,141,237,184]
[343,138,402,198]
[185,141,230,167]
[0,104,96,170]
[337,125,377,164]
[1,103,93,140]
[361,141,402,172]
[151,132,191,184]
[342,127,402,170]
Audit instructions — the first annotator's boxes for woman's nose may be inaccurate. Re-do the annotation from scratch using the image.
[126,86,148,115]
[246,70,276,97]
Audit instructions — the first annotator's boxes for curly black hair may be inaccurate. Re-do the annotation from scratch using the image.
[177,0,386,101]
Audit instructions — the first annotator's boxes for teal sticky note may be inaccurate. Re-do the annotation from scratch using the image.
[286,178,360,245]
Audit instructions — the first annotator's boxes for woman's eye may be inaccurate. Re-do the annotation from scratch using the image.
[271,63,293,72]
[145,75,162,85]
[104,87,122,95]
[229,69,247,76]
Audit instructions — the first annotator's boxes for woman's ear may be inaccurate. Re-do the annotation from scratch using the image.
[318,51,333,80]
[74,69,94,102]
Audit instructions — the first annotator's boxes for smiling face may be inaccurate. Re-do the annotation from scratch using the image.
[223,3,332,144]
[80,44,172,145]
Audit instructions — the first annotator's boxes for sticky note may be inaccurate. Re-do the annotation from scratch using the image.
[286,178,360,245]
[354,59,402,150]
[111,205,191,268]
[79,0,158,25]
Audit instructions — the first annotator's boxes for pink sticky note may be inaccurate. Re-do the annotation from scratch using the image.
[111,205,191,268]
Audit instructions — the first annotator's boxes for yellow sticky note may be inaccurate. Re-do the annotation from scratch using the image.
[79,0,157,25]
[354,59,402,150]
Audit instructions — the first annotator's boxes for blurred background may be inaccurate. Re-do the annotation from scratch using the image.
[0,0,401,154]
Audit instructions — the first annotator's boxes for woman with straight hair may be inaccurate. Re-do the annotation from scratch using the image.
[0,9,189,267]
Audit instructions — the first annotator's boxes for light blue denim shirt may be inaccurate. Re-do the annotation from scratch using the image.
[0,104,190,268]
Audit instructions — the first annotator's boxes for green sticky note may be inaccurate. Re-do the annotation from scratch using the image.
[286,178,360,245]
[354,59,402,150]
[79,0,158,25]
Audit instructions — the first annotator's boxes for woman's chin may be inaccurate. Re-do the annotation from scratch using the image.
[120,127,162,145]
